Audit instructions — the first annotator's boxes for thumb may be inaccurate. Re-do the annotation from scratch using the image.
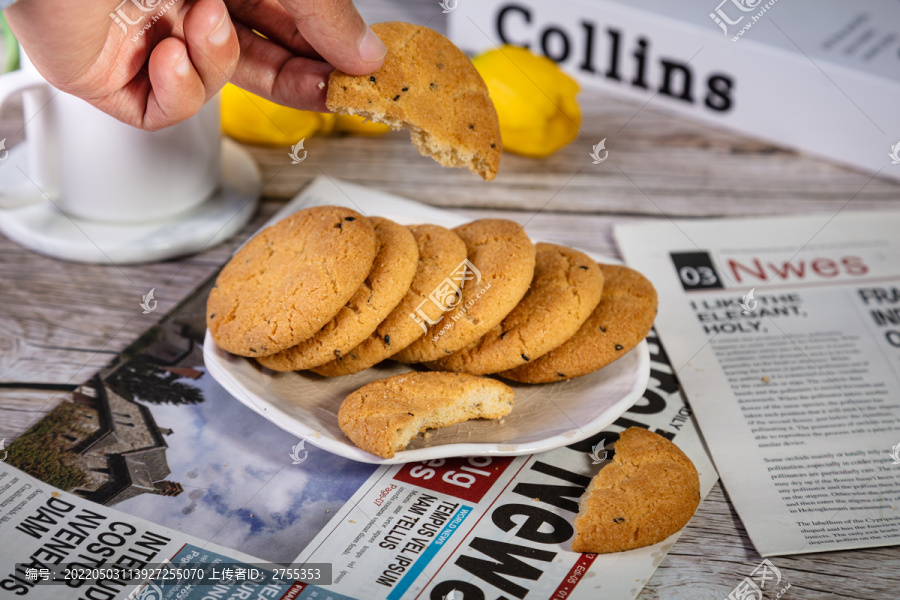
[277,0,386,75]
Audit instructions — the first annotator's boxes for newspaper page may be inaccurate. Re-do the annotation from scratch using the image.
[615,210,900,557]
[2,177,717,599]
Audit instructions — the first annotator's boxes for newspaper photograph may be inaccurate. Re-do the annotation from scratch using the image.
[616,210,900,557]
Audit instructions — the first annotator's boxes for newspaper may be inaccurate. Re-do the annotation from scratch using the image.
[616,210,900,557]
[1,178,717,599]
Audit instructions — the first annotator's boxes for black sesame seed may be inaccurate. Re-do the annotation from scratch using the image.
[430,82,437,89]
[342,86,347,91]
[578,265,589,270]
[557,372,566,378]
[407,412,414,417]
[336,222,342,229]
[615,344,624,351]
[249,348,257,353]
[490,143,496,148]
[384,335,391,346]
[521,354,529,361]
[369,76,376,82]
[613,517,625,524]
[209,313,216,319]
[345,216,356,221]
[468,124,474,130]
[599,326,607,332]
[393,95,400,101]
[334,349,342,358]
[401,87,409,92]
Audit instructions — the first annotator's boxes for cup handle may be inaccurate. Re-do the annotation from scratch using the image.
[0,69,52,209]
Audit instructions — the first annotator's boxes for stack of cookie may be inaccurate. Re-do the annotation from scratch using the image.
[206,205,658,383]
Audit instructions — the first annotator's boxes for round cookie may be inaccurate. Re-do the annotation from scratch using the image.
[392,219,535,364]
[571,427,700,554]
[428,243,604,374]
[257,217,418,371]
[338,371,515,459]
[326,22,502,181]
[312,224,468,377]
[500,263,657,383]
[206,206,376,357]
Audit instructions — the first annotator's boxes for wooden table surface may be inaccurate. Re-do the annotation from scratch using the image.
[1,1,899,598]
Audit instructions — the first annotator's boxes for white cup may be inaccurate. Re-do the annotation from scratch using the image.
[0,52,221,223]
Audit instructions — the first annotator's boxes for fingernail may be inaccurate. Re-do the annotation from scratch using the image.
[358,26,386,63]
[207,7,231,46]
[175,49,190,76]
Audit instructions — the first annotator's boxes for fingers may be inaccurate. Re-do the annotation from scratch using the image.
[183,0,240,102]
[231,21,333,112]
[224,0,320,59]
[141,37,207,130]
[277,0,386,75]
[139,0,238,129]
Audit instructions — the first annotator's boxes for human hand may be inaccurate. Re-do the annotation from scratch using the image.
[4,0,386,130]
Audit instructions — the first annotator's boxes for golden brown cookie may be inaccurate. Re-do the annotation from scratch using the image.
[338,371,514,459]
[326,22,502,181]
[207,206,376,357]
[392,219,535,364]
[257,217,418,371]
[501,263,657,383]
[572,427,700,553]
[311,224,468,377]
[428,243,604,374]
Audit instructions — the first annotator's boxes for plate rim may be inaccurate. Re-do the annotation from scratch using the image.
[202,329,650,465]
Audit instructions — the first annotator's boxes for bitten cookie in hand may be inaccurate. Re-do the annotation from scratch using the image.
[326,22,502,180]
[572,427,700,554]
[338,372,514,459]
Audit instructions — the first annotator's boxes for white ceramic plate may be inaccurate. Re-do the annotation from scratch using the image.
[202,177,651,464]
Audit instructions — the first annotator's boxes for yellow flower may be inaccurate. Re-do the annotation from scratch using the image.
[221,83,389,146]
[473,46,581,158]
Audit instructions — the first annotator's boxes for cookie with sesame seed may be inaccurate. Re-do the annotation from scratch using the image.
[338,371,514,459]
[572,427,700,553]
[206,206,376,358]
[500,263,657,383]
[311,224,468,377]
[392,219,535,364]
[428,243,604,375]
[257,217,419,371]
[325,21,502,180]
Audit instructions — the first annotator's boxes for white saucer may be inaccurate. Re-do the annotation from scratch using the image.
[0,139,260,264]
